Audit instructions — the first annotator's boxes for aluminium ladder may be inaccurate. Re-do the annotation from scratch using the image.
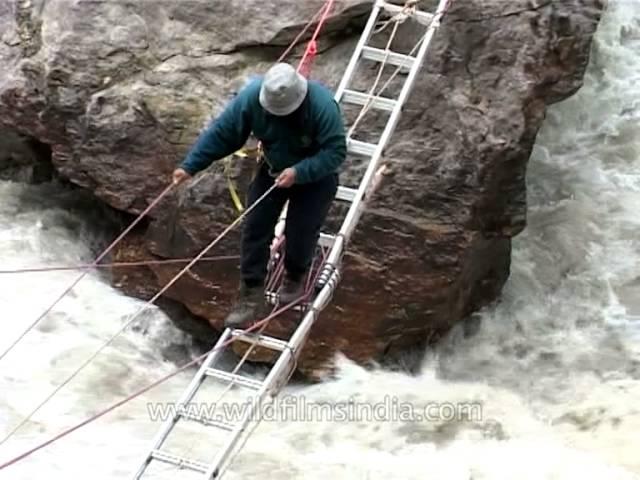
[133,1,451,478]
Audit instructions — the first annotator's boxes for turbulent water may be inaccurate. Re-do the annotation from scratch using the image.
[1,1,640,478]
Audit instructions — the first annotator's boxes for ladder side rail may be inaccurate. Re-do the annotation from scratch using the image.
[287,273,338,354]
[133,329,233,479]
[213,266,340,476]
[334,1,383,102]
[270,2,382,244]
[134,3,452,479]
[205,2,452,475]
[204,346,296,478]
[292,0,452,373]
[335,0,449,247]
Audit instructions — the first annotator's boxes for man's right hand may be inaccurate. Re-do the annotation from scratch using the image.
[172,168,192,185]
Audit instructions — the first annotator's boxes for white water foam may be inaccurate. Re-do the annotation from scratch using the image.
[1,0,639,478]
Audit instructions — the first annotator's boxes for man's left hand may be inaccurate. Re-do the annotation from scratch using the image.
[276,168,296,188]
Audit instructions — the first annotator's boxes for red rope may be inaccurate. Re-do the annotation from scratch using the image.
[296,0,335,76]
[0,0,335,350]
[0,297,304,471]
[0,246,330,470]
[276,5,324,63]
[271,0,334,260]
[0,255,240,275]
[0,184,175,363]
[0,0,339,470]
[298,40,318,78]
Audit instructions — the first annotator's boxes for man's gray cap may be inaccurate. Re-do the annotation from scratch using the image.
[259,63,308,116]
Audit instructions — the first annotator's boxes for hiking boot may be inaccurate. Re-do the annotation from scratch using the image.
[224,284,264,329]
[278,274,305,305]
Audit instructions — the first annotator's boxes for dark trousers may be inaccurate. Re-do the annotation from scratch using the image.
[240,163,338,288]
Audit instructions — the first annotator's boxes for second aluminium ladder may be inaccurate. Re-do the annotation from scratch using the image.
[134,0,452,478]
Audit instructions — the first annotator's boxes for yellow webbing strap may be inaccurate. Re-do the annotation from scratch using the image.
[226,173,244,213]
[224,150,246,213]
[224,144,263,213]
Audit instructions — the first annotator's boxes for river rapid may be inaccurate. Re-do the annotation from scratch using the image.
[1,0,639,478]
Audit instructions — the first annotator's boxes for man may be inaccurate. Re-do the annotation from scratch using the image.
[172,62,347,328]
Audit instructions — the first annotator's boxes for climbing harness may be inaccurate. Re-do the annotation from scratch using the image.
[0,0,454,477]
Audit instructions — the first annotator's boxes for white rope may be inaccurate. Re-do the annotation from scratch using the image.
[375,0,420,33]
[157,320,272,479]
[160,2,454,476]
[348,19,402,137]
[150,2,454,475]
[346,3,444,138]
[380,0,436,27]
[0,183,278,447]
[213,323,270,404]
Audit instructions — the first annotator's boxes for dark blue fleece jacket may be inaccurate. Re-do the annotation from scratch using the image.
[180,78,347,184]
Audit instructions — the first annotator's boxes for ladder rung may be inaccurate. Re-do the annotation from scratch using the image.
[230,329,289,352]
[150,450,208,473]
[264,291,309,311]
[378,0,435,25]
[342,89,397,112]
[205,368,263,390]
[347,138,377,157]
[179,411,235,431]
[361,46,415,71]
[336,186,357,202]
[318,233,336,247]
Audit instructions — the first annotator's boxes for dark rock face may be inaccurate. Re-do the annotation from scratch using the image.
[0,0,605,377]
[0,130,53,183]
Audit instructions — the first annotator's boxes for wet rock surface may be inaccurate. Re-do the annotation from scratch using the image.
[0,0,605,377]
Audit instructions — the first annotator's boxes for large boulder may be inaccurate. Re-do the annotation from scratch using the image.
[0,0,605,377]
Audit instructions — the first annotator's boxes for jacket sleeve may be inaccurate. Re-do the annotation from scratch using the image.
[293,98,347,184]
[179,84,255,175]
